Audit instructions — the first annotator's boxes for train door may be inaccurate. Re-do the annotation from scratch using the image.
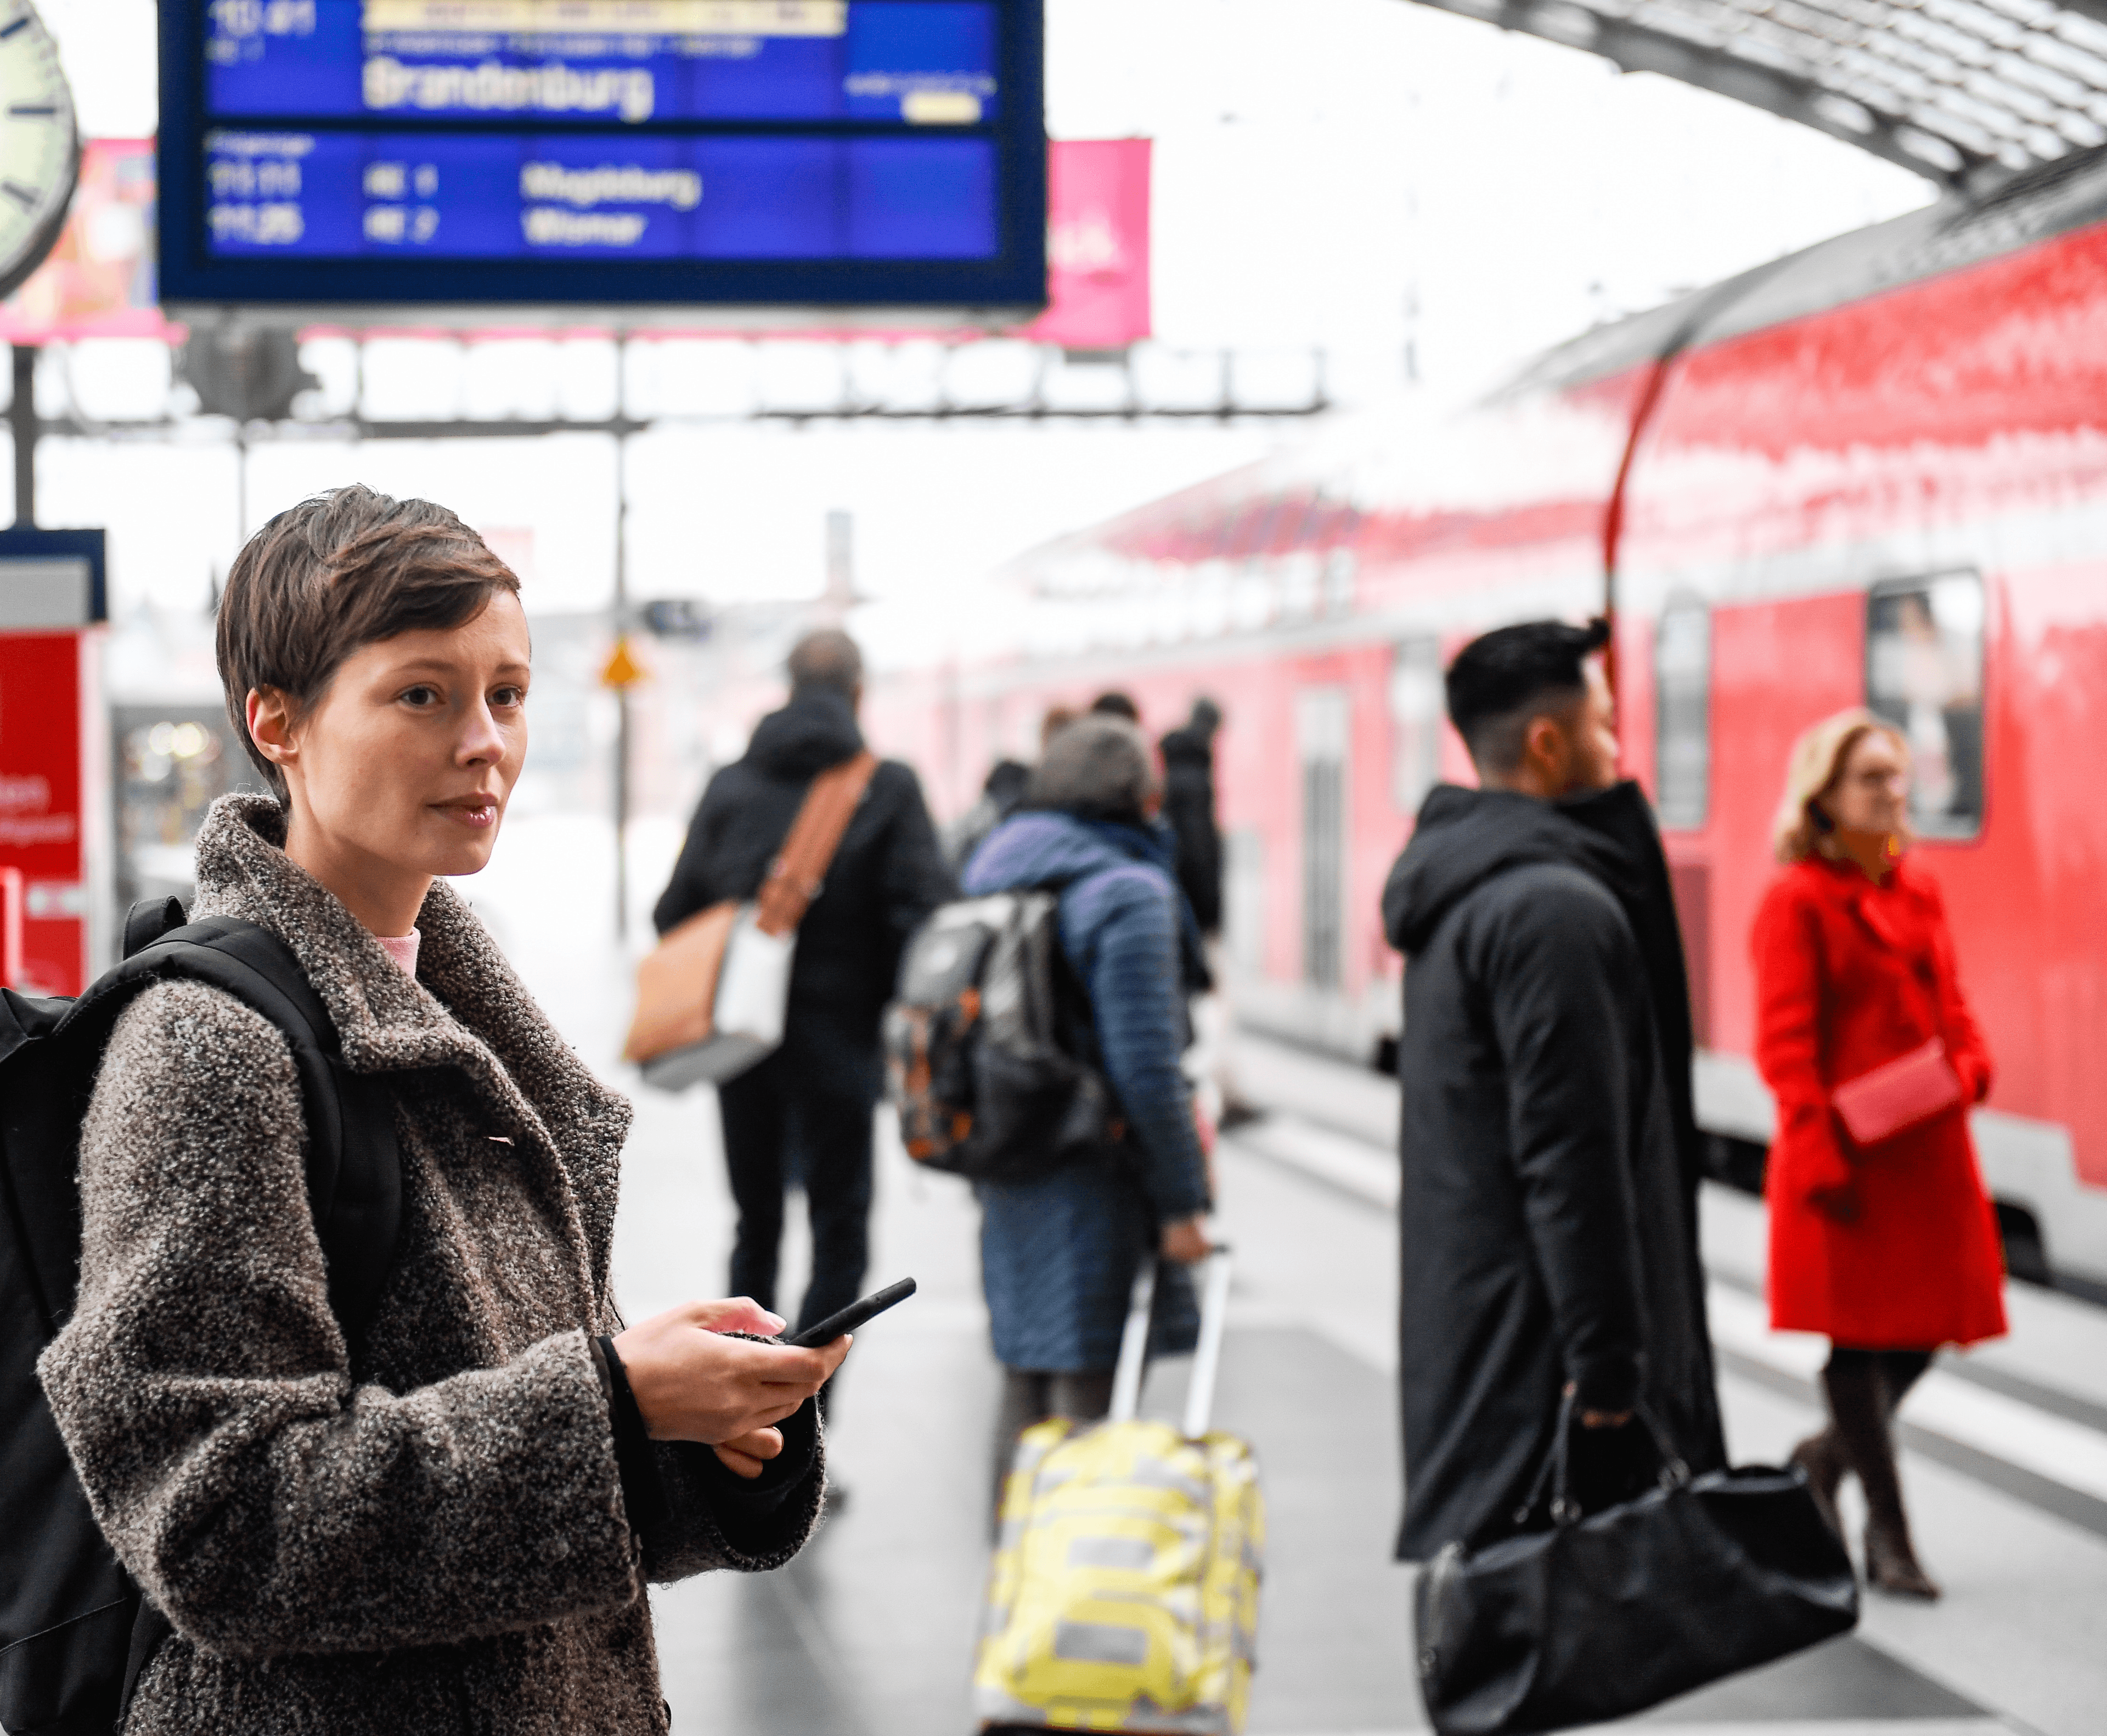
[1388,635,1443,818]
[1297,686,1350,991]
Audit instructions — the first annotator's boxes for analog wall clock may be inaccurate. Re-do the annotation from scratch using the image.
[0,0,75,302]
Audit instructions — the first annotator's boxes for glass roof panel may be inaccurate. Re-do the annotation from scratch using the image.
[1399,0,2107,185]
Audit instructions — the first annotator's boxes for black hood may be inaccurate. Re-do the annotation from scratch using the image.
[745,688,864,780]
[983,758,1032,811]
[1382,781,1649,957]
[1159,723,1215,770]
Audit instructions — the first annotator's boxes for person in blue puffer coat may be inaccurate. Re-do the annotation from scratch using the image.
[960,714,1215,1508]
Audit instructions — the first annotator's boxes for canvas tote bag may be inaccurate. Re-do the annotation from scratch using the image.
[624,751,877,1089]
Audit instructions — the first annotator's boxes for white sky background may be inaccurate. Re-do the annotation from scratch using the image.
[40,0,1930,669]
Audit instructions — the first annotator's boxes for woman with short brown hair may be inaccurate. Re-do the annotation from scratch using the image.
[1754,708,2005,1600]
[40,484,847,1733]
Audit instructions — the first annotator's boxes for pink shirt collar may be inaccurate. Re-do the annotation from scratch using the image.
[375,929,420,978]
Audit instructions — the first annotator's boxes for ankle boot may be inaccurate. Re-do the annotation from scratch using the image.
[1863,1513,1940,1599]
[1824,1355,1940,1600]
[1788,1430,1845,1541]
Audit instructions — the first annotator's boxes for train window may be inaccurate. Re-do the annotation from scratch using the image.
[1298,687,1350,991]
[1323,549,1357,618]
[1389,635,1443,814]
[1654,596,1711,830]
[1867,573,1985,838]
[1224,827,1266,980]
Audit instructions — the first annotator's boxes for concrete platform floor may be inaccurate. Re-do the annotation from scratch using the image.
[602,1052,2103,1736]
[464,846,2105,1736]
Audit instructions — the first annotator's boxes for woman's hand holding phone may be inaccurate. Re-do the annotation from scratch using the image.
[611,1298,849,1476]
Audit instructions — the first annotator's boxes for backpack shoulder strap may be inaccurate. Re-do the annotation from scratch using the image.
[74,916,402,1344]
[755,749,881,937]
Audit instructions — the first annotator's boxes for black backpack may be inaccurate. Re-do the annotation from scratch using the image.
[0,899,402,1736]
[884,891,1119,1183]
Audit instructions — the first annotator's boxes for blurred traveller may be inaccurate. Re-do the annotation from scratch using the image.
[1089,689,1141,722]
[944,705,1089,876]
[40,486,842,1733]
[1755,711,2005,1599]
[654,630,950,1359]
[1157,697,1224,939]
[1159,696,1252,1131]
[960,716,1214,1511]
[943,757,1031,876]
[1379,618,1725,1560]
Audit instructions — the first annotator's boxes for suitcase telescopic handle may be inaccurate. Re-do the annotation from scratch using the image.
[1108,1247,1235,1436]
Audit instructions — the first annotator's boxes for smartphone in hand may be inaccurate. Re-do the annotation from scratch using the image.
[784,1278,917,1348]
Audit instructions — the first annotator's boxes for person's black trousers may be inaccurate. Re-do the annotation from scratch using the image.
[715,1041,877,1340]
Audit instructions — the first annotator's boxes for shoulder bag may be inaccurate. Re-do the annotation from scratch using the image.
[1830,1037,1964,1148]
[1413,1394,1856,1734]
[624,751,877,1090]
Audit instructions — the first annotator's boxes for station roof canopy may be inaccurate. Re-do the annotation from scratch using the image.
[1404,0,2107,188]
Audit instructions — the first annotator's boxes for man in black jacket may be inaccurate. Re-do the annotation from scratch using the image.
[1158,697,1224,938]
[1380,618,1724,1562]
[653,629,951,1344]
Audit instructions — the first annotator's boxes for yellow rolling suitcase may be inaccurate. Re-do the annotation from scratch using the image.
[973,1250,1264,1734]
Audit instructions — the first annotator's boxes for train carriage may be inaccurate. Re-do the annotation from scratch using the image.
[870,146,2107,1292]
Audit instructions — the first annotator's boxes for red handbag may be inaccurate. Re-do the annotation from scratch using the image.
[1830,1038,1964,1146]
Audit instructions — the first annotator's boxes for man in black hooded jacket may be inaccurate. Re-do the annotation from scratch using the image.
[1380,618,1725,1562]
[653,629,951,1344]
[1158,697,1224,938]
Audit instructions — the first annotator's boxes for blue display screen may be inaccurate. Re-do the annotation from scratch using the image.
[160,1,1044,308]
[206,1,1002,127]
[205,128,996,258]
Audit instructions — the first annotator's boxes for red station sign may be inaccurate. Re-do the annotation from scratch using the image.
[0,533,108,996]
[0,633,87,993]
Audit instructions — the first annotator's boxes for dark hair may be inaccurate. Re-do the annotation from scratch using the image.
[216,484,521,800]
[787,627,863,699]
[1444,617,1610,774]
[1023,715,1159,825]
[983,758,1031,808]
[1089,690,1140,723]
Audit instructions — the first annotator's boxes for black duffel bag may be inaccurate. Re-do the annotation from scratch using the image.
[1414,1396,1858,1734]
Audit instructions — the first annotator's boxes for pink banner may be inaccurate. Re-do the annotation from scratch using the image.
[0,140,171,344]
[1021,138,1151,351]
[0,138,1147,349]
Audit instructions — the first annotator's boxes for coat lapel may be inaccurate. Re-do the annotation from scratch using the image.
[1830,859,1930,959]
[189,796,632,1297]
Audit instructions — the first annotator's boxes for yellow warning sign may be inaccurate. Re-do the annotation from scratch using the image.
[600,635,646,689]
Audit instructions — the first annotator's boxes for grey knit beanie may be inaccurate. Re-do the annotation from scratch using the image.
[1023,714,1160,824]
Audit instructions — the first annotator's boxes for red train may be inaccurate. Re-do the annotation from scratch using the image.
[868,147,2107,1292]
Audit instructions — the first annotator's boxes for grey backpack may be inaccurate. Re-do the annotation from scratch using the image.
[884,892,1118,1183]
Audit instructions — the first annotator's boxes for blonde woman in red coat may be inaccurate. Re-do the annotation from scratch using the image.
[1753,709,2006,1600]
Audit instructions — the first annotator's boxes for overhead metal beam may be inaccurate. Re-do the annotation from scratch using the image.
[1397,0,2000,190]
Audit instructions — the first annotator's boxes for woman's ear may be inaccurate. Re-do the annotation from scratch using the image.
[246,686,299,772]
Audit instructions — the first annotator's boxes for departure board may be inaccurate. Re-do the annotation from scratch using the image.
[159,1,1045,312]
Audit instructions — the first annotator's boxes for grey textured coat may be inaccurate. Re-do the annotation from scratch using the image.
[37,796,822,1734]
